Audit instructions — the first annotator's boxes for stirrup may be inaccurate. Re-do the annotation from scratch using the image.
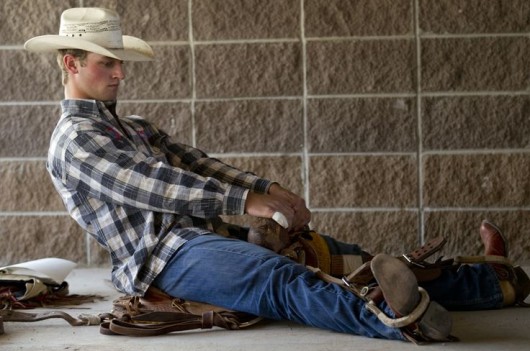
[370,254,454,343]
[365,287,430,328]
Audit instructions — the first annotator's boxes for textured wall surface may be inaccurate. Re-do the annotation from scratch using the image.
[1,0,529,267]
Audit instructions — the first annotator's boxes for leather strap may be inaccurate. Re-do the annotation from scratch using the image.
[343,237,449,286]
[454,255,512,266]
[0,309,102,326]
[402,237,446,265]
[100,310,248,336]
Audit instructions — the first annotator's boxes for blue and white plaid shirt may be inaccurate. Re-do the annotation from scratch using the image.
[47,99,272,295]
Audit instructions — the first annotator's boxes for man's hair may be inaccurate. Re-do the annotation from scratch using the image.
[57,49,88,85]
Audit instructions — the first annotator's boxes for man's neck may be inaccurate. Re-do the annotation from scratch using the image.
[103,100,118,117]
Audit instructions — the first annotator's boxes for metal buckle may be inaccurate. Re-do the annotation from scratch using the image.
[360,286,371,297]
[402,254,426,268]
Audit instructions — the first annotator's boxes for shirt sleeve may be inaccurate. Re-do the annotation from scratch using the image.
[150,130,272,195]
[61,123,261,218]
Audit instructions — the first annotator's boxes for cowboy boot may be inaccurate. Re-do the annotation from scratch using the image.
[479,220,530,307]
[480,220,508,257]
[368,254,454,343]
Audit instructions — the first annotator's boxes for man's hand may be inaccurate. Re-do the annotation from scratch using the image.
[244,183,311,231]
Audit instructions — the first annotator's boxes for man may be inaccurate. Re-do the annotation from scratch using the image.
[25,7,528,343]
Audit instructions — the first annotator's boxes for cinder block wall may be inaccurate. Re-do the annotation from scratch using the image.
[1,0,529,266]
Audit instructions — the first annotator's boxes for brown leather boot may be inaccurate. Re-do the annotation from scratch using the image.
[480,220,511,282]
[480,220,508,258]
[479,220,530,307]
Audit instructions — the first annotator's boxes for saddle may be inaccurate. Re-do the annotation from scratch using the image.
[100,285,262,336]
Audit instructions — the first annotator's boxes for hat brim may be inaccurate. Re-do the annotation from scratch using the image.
[24,35,154,61]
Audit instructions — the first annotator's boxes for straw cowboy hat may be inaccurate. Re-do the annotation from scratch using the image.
[24,7,154,61]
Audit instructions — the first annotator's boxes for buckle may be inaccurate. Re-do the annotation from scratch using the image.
[341,276,352,288]
[402,254,426,268]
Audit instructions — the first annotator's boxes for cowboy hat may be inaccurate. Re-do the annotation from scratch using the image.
[24,7,154,61]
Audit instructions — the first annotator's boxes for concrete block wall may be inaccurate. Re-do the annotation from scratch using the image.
[1,0,529,266]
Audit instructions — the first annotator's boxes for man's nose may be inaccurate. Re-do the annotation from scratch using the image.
[114,62,125,80]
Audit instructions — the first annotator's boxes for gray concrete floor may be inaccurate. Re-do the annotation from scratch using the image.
[2,267,530,351]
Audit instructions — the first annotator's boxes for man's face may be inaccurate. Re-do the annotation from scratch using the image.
[69,52,125,101]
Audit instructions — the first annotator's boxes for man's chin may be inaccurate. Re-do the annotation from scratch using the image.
[99,93,119,102]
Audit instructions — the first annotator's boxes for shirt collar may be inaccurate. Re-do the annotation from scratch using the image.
[60,99,115,120]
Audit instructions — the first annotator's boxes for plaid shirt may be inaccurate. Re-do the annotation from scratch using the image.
[47,99,272,295]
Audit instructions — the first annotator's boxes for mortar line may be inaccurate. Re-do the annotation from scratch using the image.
[0,157,47,162]
[3,90,530,107]
[1,206,529,217]
[300,0,310,207]
[413,0,424,245]
[2,147,528,164]
[310,207,530,212]
[0,212,69,216]
[1,146,528,164]
[188,0,198,148]
[424,149,530,155]
[420,32,529,39]
[85,232,92,266]
[1,31,528,51]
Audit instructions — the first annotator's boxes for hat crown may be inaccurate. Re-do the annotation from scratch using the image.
[59,8,124,49]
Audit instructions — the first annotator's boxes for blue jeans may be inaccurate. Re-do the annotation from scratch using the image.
[152,233,503,340]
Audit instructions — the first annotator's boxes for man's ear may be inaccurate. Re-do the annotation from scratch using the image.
[63,54,79,74]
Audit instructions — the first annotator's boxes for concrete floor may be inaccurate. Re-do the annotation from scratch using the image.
[1,267,529,351]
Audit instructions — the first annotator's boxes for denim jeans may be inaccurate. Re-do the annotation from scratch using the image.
[152,233,503,340]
